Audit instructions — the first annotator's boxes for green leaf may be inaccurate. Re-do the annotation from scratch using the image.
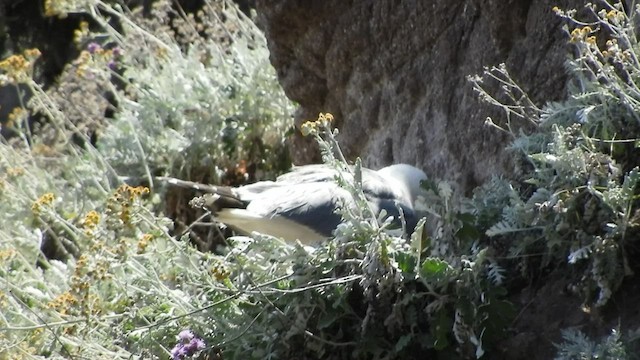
[486,220,521,237]
[354,158,363,186]
[431,308,453,351]
[420,258,453,286]
[478,298,516,347]
[396,252,417,275]
[455,214,481,241]
[421,258,448,275]
[394,334,413,353]
[317,310,340,330]
[622,167,639,200]
[420,178,439,193]
[410,218,428,251]
[456,297,475,321]
[438,182,453,201]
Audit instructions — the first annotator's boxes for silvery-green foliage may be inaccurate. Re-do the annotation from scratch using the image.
[415,179,460,262]
[98,1,294,180]
[470,1,640,308]
[555,328,628,360]
[495,98,636,307]
[0,1,294,357]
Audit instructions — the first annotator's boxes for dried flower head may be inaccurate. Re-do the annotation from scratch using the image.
[82,210,101,237]
[301,112,335,136]
[0,49,41,85]
[44,0,90,18]
[137,233,154,253]
[31,192,56,214]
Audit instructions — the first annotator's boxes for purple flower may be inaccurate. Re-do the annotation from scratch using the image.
[87,42,100,54]
[171,344,190,360]
[107,59,117,70]
[170,344,183,360]
[171,329,206,359]
[177,329,195,343]
[186,337,206,352]
[112,47,124,58]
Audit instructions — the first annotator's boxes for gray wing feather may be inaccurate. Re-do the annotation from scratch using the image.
[275,165,339,183]
[229,164,416,237]
[277,165,401,200]
[246,182,347,237]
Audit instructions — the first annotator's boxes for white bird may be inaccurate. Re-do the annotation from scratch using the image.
[206,164,427,244]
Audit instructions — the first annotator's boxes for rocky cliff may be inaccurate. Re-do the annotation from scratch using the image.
[255,0,589,193]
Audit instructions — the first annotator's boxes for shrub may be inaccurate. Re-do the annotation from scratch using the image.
[554,328,628,360]
[469,0,640,309]
[0,0,294,358]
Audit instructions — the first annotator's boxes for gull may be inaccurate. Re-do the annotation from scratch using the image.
[201,164,427,244]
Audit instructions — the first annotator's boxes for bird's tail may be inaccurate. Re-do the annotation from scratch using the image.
[121,175,246,210]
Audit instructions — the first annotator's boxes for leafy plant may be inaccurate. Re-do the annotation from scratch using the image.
[0,0,295,358]
[554,328,628,360]
[469,0,640,308]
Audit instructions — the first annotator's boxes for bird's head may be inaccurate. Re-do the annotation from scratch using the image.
[377,164,428,204]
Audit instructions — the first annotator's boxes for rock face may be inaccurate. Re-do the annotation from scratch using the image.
[255,0,588,193]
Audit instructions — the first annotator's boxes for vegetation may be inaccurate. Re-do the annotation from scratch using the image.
[1,0,640,359]
[471,0,640,310]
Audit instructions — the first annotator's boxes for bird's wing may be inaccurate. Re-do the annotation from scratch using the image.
[274,165,416,230]
[215,209,326,244]
[214,164,419,242]
[234,165,342,202]
[275,164,340,184]
[276,165,396,195]
[246,181,347,237]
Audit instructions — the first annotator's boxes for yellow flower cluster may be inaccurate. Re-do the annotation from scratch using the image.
[5,107,27,129]
[77,256,111,282]
[74,50,92,77]
[46,291,78,315]
[74,47,120,78]
[0,248,16,261]
[0,48,41,85]
[44,0,62,17]
[603,9,624,24]
[44,0,85,18]
[73,21,90,44]
[599,38,632,62]
[63,324,78,335]
[83,210,100,229]
[71,22,125,77]
[73,253,89,278]
[51,254,110,317]
[569,26,592,43]
[82,210,100,237]
[31,192,55,215]
[137,233,154,253]
[116,184,150,200]
[301,112,335,136]
[31,143,58,157]
[6,167,25,178]
[551,5,580,20]
[210,262,230,281]
[107,185,149,227]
